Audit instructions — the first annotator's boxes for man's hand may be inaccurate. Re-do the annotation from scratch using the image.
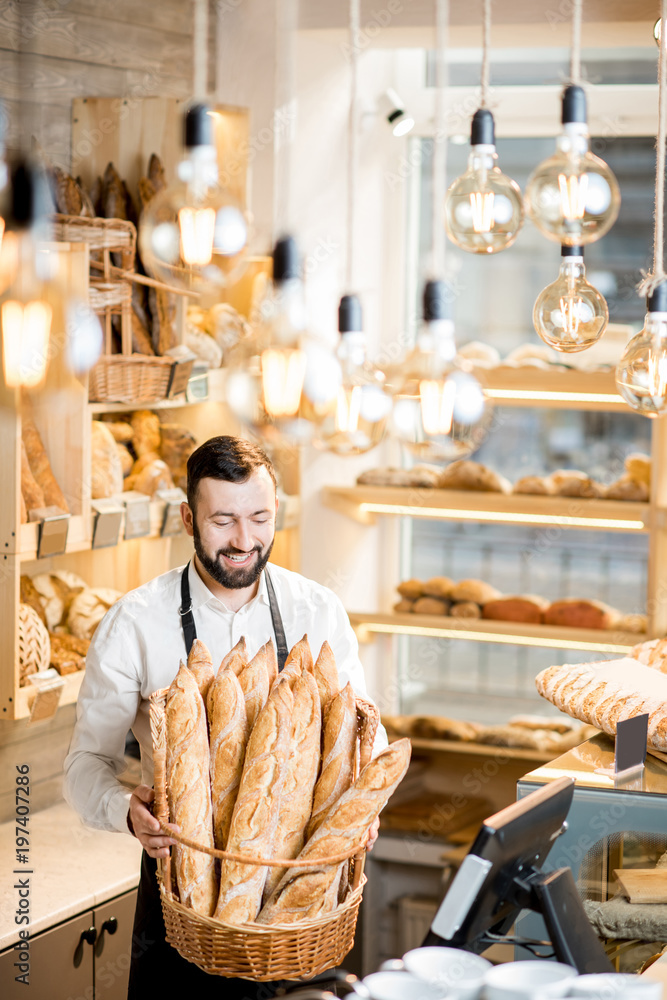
[128,784,179,859]
[365,817,380,852]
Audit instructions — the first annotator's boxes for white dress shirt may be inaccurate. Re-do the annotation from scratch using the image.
[64,560,387,834]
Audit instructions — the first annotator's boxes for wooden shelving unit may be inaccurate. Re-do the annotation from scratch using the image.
[478,365,626,412]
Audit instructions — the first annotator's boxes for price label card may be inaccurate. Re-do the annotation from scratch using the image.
[91,499,124,549]
[122,492,151,540]
[31,507,70,559]
[615,713,649,774]
[156,488,187,536]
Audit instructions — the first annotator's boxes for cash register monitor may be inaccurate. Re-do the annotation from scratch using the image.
[423,775,613,974]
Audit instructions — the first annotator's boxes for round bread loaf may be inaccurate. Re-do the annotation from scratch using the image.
[19,604,51,685]
[68,587,122,639]
[450,579,501,604]
[397,578,424,600]
[438,460,511,494]
[605,476,649,502]
[412,596,449,616]
[513,475,554,496]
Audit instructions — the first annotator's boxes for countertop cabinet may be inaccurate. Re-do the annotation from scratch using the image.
[0,889,136,1000]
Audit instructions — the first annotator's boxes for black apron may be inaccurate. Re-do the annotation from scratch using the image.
[127,565,291,999]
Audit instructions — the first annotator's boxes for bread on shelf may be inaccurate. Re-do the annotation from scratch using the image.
[437,460,512,494]
[450,579,501,605]
[412,596,449,616]
[483,595,549,624]
[550,470,605,499]
[543,598,620,630]
[513,475,554,496]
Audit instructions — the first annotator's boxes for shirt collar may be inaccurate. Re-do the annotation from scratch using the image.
[187,559,271,613]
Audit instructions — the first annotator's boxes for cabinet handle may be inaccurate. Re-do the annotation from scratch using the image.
[95,915,119,956]
[73,926,97,967]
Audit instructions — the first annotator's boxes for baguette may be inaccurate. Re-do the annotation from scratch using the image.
[263,671,321,900]
[306,682,357,840]
[535,658,667,750]
[22,419,69,512]
[237,641,271,729]
[311,640,339,711]
[219,637,247,676]
[265,638,278,688]
[187,638,214,706]
[284,634,313,674]
[21,440,45,512]
[257,739,412,924]
[165,663,217,916]
[207,666,249,850]
[215,680,294,923]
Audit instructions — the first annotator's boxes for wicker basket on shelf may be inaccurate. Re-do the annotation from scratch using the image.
[149,687,378,981]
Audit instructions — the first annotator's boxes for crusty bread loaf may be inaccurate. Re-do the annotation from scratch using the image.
[22,419,69,512]
[166,663,217,916]
[311,640,339,711]
[284,634,313,674]
[535,658,667,751]
[187,638,214,706]
[264,638,278,688]
[407,716,481,742]
[633,637,667,670]
[550,470,604,498]
[91,421,124,499]
[397,579,424,600]
[616,612,647,634]
[513,475,553,496]
[20,575,47,627]
[449,601,482,619]
[219,637,248,676]
[103,420,133,444]
[208,666,249,850]
[116,442,133,477]
[483,595,549,624]
[130,409,161,457]
[413,596,449,616]
[438,460,511,494]
[393,598,415,613]
[215,680,294,924]
[544,599,619,630]
[307,682,357,840]
[237,642,271,729]
[450,579,501,605]
[257,739,412,924]
[132,459,174,497]
[263,671,321,900]
[605,476,649,502]
[21,440,45,512]
[422,576,455,599]
[625,453,650,486]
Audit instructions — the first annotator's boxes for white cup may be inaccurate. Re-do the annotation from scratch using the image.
[567,973,662,999]
[353,970,448,1000]
[484,960,578,999]
[402,946,492,999]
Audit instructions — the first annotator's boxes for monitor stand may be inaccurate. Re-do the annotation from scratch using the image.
[530,867,613,974]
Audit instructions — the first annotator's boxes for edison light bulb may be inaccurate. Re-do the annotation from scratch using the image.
[225,236,341,448]
[525,86,620,246]
[445,109,524,255]
[315,294,391,456]
[139,105,249,304]
[388,280,491,462]
[0,162,58,389]
[616,283,667,417]
[533,245,608,352]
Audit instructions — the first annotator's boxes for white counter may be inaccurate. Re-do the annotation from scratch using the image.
[0,801,142,951]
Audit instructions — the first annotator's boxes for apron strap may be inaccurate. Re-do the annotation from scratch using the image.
[179,562,288,672]
[179,563,197,657]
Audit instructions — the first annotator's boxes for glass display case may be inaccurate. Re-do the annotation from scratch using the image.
[517,735,667,972]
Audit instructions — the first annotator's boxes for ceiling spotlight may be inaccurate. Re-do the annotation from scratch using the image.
[380,88,415,137]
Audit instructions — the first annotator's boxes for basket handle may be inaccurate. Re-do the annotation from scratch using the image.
[157,821,367,868]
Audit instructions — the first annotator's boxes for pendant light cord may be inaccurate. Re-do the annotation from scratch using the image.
[569,0,582,86]
[639,0,667,295]
[432,0,449,277]
[274,0,297,237]
[480,0,491,109]
[346,0,360,290]
[193,0,208,101]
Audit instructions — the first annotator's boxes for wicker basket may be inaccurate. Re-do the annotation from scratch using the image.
[88,353,174,404]
[149,686,379,980]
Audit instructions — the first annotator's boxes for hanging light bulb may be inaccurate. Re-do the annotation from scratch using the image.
[139,104,250,304]
[225,235,341,447]
[533,245,608,352]
[314,294,392,455]
[525,86,620,246]
[445,109,524,255]
[0,161,58,389]
[388,280,491,462]
[616,282,667,417]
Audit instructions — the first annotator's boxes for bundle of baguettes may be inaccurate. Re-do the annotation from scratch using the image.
[535,651,667,751]
[161,633,408,925]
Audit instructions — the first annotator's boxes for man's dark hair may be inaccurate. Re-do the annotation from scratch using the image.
[186,436,277,510]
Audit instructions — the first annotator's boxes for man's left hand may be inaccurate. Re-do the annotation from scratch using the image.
[366,817,380,852]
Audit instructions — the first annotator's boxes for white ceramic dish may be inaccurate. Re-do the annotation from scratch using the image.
[402,946,492,999]
[568,973,662,998]
[354,970,448,1000]
[484,960,578,999]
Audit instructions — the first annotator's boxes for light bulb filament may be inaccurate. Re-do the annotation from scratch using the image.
[419,378,457,435]
[2,299,52,388]
[335,385,363,433]
[261,347,307,417]
[648,351,667,398]
[470,191,495,233]
[559,295,583,337]
[558,173,588,221]
[178,207,216,266]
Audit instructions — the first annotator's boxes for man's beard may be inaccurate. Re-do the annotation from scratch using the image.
[192,518,274,590]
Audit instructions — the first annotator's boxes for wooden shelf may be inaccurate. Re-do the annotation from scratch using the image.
[393,734,554,763]
[349,611,640,654]
[13,670,85,721]
[477,365,627,412]
[323,485,651,533]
